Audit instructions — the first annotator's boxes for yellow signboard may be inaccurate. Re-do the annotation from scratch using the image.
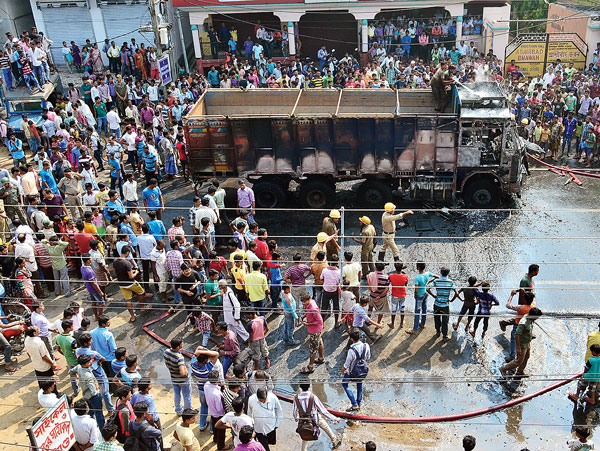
[505,34,587,79]
[505,42,546,78]
[547,41,586,65]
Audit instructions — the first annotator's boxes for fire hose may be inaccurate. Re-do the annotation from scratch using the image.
[143,311,582,423]
[527,152,600,185]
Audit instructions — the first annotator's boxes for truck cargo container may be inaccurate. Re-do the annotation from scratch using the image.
[183,82,525,208]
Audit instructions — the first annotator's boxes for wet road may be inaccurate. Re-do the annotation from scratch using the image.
[4,171,597,451]
[147,171,600,449]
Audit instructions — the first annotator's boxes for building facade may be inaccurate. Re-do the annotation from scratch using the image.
[173,0,511,72]
[546,1,600,64]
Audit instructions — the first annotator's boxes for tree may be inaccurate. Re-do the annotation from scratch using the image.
[510,0,550,35]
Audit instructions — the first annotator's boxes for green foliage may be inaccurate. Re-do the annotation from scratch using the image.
[510,0,550,34]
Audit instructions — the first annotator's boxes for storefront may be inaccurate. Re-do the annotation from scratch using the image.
[173,0,512,72]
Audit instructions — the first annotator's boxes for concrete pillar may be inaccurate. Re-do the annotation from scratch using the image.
[28,0,46,35]
[361,19,368,53]
[288,22,296,56]
[88,0,107,44]
[190,24,203,73]
[483,5,511,60]
[455,16,463,42]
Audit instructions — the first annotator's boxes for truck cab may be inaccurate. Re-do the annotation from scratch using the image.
[2,74,61,140]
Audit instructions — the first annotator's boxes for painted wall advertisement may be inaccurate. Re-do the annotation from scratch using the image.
[505,33,587,79]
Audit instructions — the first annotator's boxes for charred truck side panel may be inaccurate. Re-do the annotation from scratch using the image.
[183,83,525,208]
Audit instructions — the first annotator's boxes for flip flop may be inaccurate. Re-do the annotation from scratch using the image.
[314,359,325,365]
[300,366,314,374]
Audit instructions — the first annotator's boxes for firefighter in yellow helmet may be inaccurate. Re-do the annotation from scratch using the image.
[351,216,376,276]
[322,209,341,261]
[379,203,413,262]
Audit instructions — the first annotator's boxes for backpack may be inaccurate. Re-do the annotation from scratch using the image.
[294,394,320,441]
[105,403,131,443]
[123,422,150,451]
[349,344,369,380]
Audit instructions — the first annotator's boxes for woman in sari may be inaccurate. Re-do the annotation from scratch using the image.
[91,43,104,74]
[14,258,36,307]
[70,41,81,72]
[80,47,91,75]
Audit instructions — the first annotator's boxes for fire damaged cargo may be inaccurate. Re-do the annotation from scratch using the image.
[183,82,526,208]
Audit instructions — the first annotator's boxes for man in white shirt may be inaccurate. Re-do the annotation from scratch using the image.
[215,397,253,447]
[147,80,159,103]
[24,326,55,387]
[122,173,138,208]
[106,106,121,138]
[32,42,48,85]
[137,224,157,291]
[219,279,249,342]
[120,126,137,170]
[247,387,283,450]
[71,400,100,446]
[293,380,340,450]
[150,239,168,302]
[542,68,555,88]
[15,233,41,294]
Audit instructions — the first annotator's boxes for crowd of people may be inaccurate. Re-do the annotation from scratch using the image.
[0,21,600,451]
[507,52,600,168]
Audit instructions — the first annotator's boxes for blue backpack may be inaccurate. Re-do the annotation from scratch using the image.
[349,344,369,380]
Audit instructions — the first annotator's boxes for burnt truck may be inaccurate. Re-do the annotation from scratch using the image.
[182,82,525,209]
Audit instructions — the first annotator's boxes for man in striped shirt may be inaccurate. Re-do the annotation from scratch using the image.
[293,380,341,450]
[427,267,458,342]
[163,338,192,416]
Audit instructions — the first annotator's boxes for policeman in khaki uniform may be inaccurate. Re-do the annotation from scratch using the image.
[352,216,376,277]
[322,209,341,261]
[57,168,85,220]
[379,202,413,262]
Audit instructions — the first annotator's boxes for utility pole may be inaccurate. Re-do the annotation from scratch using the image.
[149,0,169,98]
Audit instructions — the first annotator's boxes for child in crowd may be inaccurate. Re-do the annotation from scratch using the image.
[340,283,356,335]
[453,276,480,332]
[569,344,600,406]
[388,262,409,329]
[567,426,594,451]
[281,285,299,345]
[470,281,499,340]
[248,310,270,370]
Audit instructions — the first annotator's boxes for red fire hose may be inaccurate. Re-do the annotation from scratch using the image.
[527,153,600,181]
[143,311,581,423]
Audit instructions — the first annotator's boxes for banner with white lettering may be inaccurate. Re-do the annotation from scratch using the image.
[159,55,172,85]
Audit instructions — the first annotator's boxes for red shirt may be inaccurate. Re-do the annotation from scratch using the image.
[209,256,227,274]
[176,142,187,161]
[254,238,269,261]
[389,273,409,298]
[74,232,95,254]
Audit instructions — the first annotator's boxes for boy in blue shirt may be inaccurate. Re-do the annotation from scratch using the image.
[269,251,283,311]
[569,344,600,405]
[281,285,299,345]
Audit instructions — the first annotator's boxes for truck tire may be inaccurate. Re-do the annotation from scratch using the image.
[463,178,501,208]
[299,179,336,209]
[253,180,288,209]
[358,180,393,206]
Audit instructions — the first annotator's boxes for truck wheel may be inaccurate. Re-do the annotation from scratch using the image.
[358,180,393,206]
[253,180,288,209]
[299,179,336,209]
[463,178,500,208]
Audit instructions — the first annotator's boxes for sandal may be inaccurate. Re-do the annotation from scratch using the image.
[300,366,314,374]
[5,365,17,373]
[314,359,325,365]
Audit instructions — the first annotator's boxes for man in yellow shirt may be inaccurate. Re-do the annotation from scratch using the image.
[245,260,269,316]
[586,322,600,362]
[174,408,201,451]
[231,254,248,304]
